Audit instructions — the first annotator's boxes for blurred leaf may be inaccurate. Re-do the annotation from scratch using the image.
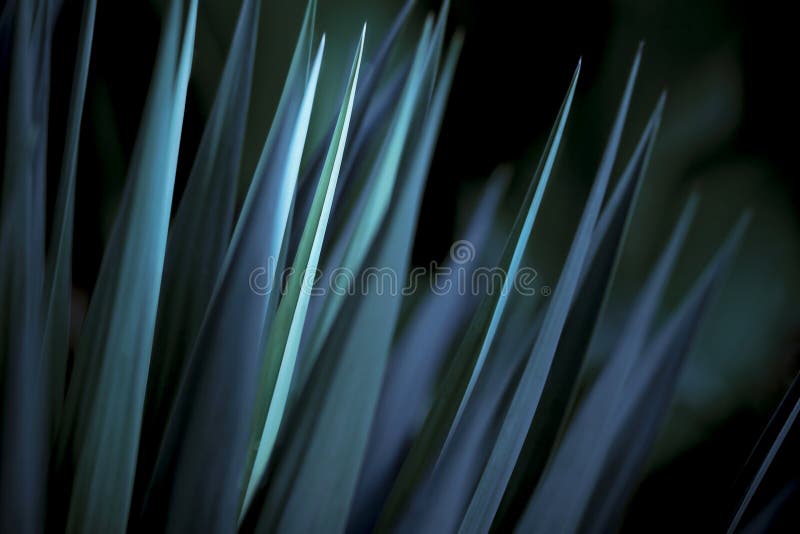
[349,167,509,532]
[135,0,259,504]
[137,1,321,531]
[378,59,581,529]
[459,47,643,533]
[53,1,197,531]
[0,0,54,530]
[41,0,96,436]
[496,92,666,528]
[520,208,748,533]
[728,372,800,533]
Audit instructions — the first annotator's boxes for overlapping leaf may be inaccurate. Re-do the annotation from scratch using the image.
[378,59,581,528]
[134,0,260,507]
[349,168,509,532]
[0,1,56,530]
[496,92,666,528]
[244,26,463,534]
[241,26,365,514]
[297,3,451,386]
[51,1,197,531]
[137,2,322,531]
[457,48,643,533]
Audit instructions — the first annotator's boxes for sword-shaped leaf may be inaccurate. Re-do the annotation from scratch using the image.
[241,26,365,515]
[378,60,580,528]
[137,2,321,531]
[135,0,260,504]
[299,5,450,383]
[0,1,54,529]
[245,31,463,534]
[40,0,95,434]
[349,168,509,533]
[728,372,800,533]
[520,208,748,533]
[458,47,642,533]
[496,93,666,528]
[52,1,197,531]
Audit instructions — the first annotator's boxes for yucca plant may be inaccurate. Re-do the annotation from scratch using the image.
[1,0,796,532]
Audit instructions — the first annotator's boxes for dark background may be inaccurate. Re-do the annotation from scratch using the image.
[11,0,800,530]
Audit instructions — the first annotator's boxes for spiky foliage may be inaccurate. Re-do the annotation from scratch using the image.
[0,0,791,533]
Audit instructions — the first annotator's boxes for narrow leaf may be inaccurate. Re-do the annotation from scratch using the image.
[241,27,365,514]
[496,93,666,528]
[52,1,197,531]
[378,59,581,528]
[459,46,643,533]
[135,0,260,505]
[41,0,96,434]
[137,2,322,531]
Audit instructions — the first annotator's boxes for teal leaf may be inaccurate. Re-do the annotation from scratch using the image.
[496,93,666,528]
[291,0,415,250]
[137,2,322,531]
[0,0,54,529]
[350,168,509,532]
[248,29,463,534]
[458,46,643,533]
[41,0,96,435]
[241,26,365,515]
[52,1,197,531]
[379,59,580,528]
[298,10,446,385]
[135,0,260,504]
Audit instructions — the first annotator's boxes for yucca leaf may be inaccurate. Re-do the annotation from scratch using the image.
[496,92,666,528]
[349,168,509,532]
[728,373,800,533]
[0,0,51,529]
[377,60,580,528]
[553,213,747,533]
[457,47,643,533]
[50,0,196,531]
[241,26,365,515]
[396,299,532,533]
[299,9,446,381]
[137,2,321,531]
[245,30,463,534]
[41,0,96,435]
[519,204,749,534]
[291,0,415,252]
[135,0,260,504]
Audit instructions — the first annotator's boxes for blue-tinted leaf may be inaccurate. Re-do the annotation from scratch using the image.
[137,2,321,531]
[459,47,642,533]
[299,8,448,383]
[0,1,52,530]
[496,93,666,528]
[41,0,96,435]
[520,207,748,534]
[135,0,260,505]
[248,29,463,534]
[378,59,580,528]
[291,0,415,253]
[52,1,197,531]
[349,168,509,532]
[241,28,365,515]
[728,373,800,533]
